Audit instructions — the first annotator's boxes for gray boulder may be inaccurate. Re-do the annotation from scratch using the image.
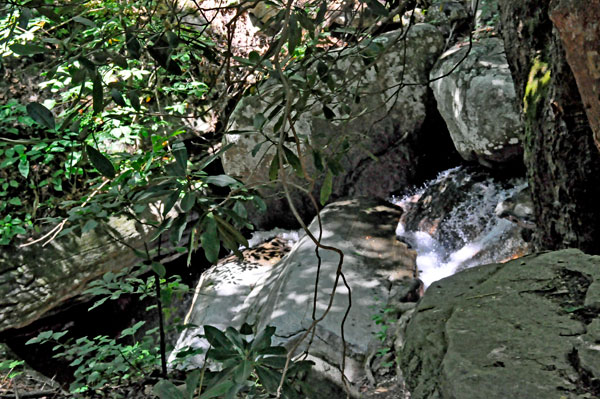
[223,24,446,228]
[0,215,160,332]
[430,37,523,166]
[173,198,421,393]
[400,249,600,399]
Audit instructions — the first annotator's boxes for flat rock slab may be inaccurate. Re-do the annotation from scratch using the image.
[400,249,600,399]
[174,198,420,390]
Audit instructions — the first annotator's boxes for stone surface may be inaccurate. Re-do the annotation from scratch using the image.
[430,37,523,166]
[173,198,421,393]
[0,212,179,332]
[498,0,600,254]
[400,249,600,399]
[550,0,600,153]
[223,24,449,228]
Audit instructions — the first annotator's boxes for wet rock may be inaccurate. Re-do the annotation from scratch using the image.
[430,37,523,166]
[399,249,600,399]
[494,184,535,229]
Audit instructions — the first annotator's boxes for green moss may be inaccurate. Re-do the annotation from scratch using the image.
[523,58,551,122]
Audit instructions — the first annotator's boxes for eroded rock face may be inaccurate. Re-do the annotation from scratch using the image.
[223,24,449,228]
[0,216,156,332]
[400,249,600,399]
[430,37,523,166]
[173,198,421,393]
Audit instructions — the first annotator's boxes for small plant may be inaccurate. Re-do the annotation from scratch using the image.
[371,303,396,369]
[154,324,314,399]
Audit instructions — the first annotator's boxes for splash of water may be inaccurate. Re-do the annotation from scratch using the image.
[392,167,529,288]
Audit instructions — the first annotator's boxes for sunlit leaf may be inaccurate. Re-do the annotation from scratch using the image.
[320,170,333,205]
[204,175,238,187]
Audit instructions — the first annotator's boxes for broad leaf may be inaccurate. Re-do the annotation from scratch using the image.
[153,379,186,399]
[86,145,116,178]
[126,32,141,59]
[269,153,280,181]
[73,16,96,28]
[181,192,195,212]
[255,365,281,393]
[170,213,187,245]
[128,90,141,111]
[110,88,126,106]
[201,213,219,263]
[10,43,48,56]
[199,380,234,399]
[26,102,55,130]
[204,175,238,187]
[204,325,232,349]
[151,262,166,278]
[320,170,333,205]
[288,14,301,56]
[251,326,275,352]
[233,360,252,383]
[172,141,188,174]
[282,146,303,177]
[92,73,103,114]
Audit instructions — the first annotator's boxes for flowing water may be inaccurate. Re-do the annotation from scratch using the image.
[392,166,530,288]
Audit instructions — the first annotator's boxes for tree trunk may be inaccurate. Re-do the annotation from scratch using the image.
[497,0,600,253]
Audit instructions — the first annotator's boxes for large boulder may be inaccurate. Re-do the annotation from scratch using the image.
[400,249,600,399]
[430,37,523,166]
[0,211,182,333]
[173,198,421,393]
[223,24,451,228]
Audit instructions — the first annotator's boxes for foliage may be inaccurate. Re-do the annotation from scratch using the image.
[0,0,477,395]
[156,324,314,399]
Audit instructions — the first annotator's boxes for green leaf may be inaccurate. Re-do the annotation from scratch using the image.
[92,73,103,114]
[233,360,252,383]
[204,325,232,349]
[282,146,303,177]
[185,370,201,399]
[199,380,234,399]
[111,53,128,69]
[365,0,389,16]
[204,175,238,187]
[214,215,248,248]
[322,105,336,120]
[170,213,187,245]
[312,149,324,171]
[151,261,166,278]
[8,197,22,206]
[320,170,333,205]
[251,326,275,352]
[258,356,287,369]
[110,88,126,107]
[163,190,181,217]
[9,43,48,56]
[253,113,266,130]
[18,8,32,29]
[255,365,281,393]
[126,32,141,59]
[269,153,280,181]
[86,145,116,178]
[153,379,186,399]
[316,61,329,81]
[288,14,301,56]
[82,219,98,233]
[181,192,195,212]
[201,213,219,263]
[233,201,247,219]
[26,102,55,130]
[18,159,29,178]
[172,141,188,174]
[128,90,141,111]
[248,50,261,65]
[73,16,96,28]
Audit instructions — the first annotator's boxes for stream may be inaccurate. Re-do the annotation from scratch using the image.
[391,166,531,288]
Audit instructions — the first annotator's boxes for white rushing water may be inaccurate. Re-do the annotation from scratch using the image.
[392,167,529,288]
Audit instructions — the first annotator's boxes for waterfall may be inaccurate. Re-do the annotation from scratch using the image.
[392,166,531,288]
